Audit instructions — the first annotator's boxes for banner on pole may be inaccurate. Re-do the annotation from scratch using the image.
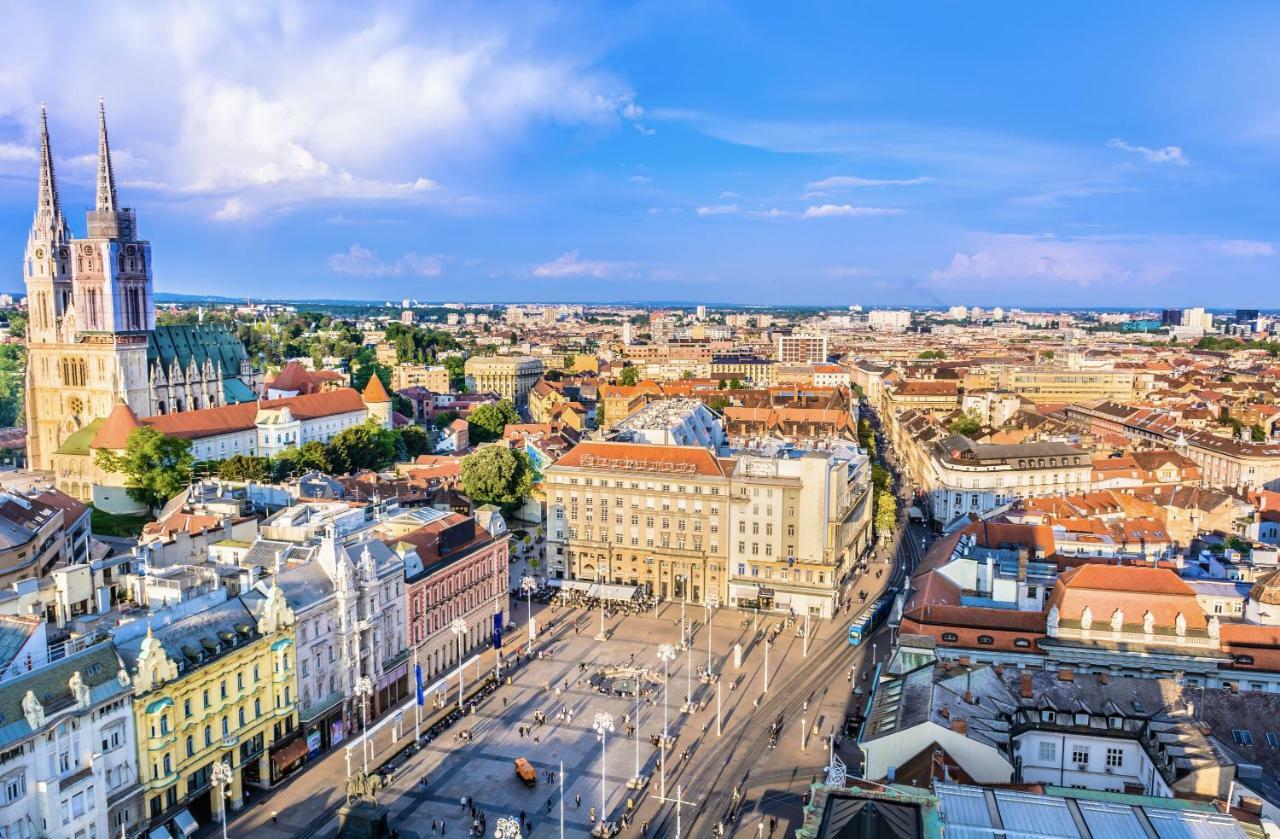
[492,612,503,650]
[415,664,424,707]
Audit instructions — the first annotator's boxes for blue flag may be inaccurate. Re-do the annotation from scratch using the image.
[415,663,424,706]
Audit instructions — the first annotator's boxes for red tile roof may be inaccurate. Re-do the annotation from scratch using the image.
[141,389,367,440]
[362,375,392,404]
[90,401,141,450]
[554,440,728,477]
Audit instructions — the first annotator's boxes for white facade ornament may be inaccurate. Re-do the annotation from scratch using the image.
[69,671,90,709]
[1110,608,1124,632]
[359,546,377,583]
[1142,610,1155,635]
[22,690,44,729]
[117,668,131,687]
[1080,605,1093,630]
[134,625,178,694]
[1046,605,1060,637]
[257,584,297,635]
[1175,612,1187,636]
[1208,615,1221,639]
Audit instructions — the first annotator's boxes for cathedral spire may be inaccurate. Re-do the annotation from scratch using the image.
[96,97,118,214]
[35,102,63,229]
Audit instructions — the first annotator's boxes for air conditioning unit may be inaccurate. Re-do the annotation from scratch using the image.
[1076,762,1088,771]
[1104,766,1114,774]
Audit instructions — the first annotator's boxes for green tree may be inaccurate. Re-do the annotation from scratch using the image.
[467,399,520,443]
[217,454,269,482]
[728,378,742,390]
[1252,424,1267,442]
[0,345,25,427]
[857,418,877,455]
[947,412,983,437]
[398,424,431,458]
[460,446,534,511]
[618,366,639,386]
[871,463,892,494]
[443,355,467,391]
[874,489,897,540]
[433,410,459,430]
[326,419,398,474]
[917,349,946,360]
[94,427,194,510]
[352,360,392,394]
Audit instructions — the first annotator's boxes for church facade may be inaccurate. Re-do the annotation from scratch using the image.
[23,101,261,475]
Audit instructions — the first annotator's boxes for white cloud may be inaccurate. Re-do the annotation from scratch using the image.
[0,3,643,217]
[532,250,619,278]
[802,204,904,218]
[0,144,37,163]
[327,243,448,276]
[1213,239,1275,257]
[696,204,739,216]
[1106,138,1189,165]
[807,175,931,189]
[930,233,1176,287]
[628,175,651,184]
[211,197,251,222]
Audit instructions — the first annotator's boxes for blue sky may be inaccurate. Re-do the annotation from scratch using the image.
[2,1,1279,306]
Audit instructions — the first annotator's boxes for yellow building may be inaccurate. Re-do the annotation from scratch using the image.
[124,587,298,834]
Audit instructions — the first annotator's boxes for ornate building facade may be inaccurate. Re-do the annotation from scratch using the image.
[23,101,260,475]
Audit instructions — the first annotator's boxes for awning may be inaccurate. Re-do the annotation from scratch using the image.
[149,826,174,839]
[590,583,637,601]
[271,736,310,770]
[173,809,198,837]
[560,580,593,593]
[730,584,759,599]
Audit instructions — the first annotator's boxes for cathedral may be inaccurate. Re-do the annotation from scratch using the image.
[23,101,261,474]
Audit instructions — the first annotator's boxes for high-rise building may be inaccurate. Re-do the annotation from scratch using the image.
[775,334,829,364]
[1161,309,1183,326]
[696,305,707,320]
[23,102,260,472]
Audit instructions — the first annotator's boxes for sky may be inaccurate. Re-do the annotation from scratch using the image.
[2,1,1280,307]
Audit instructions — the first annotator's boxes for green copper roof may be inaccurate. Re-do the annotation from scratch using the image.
[148,324,249,380]
[55,417,105,456]
[223,378,256,404]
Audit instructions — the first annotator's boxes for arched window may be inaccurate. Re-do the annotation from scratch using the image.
[941,632,958,643]
[977,635,995,645]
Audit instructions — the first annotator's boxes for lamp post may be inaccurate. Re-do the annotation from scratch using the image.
[593,713,615,835]
[803,609,810,658]
[657,643,676,799]
[211,760,233,838]
[763,637,770,693]
[451,618,467,710]
[704,595,720,677]
[495,815,521,838]
[521,576,537,647]
[629,679,645,788]
[354,675,373,778]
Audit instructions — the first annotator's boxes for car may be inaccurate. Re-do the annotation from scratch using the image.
[514,757,537,787]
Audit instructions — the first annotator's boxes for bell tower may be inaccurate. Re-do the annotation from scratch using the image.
[25,100,155,473]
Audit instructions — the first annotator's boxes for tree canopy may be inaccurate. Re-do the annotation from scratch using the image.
[467,399,520,443]
[947,412,983,437]
[94,427,194,510]
[327,419,399,474]
[460,446,534,511]
[617,366,639,386]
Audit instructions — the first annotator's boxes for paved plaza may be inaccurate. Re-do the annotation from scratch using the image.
[210,543,894,838]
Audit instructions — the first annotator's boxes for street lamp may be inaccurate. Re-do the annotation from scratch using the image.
[495,815,522,838]
[762,637,771,693]
[354,675,374,778]
[704,595,721,677]
[593,713,615,835]
[211,760,233,838]
[657,643,676,799]
[450,619,468,710]
[521,576,537,647]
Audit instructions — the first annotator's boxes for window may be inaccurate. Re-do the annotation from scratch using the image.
[1232,729,1255,746]
[976,635,994,645]
[2,772,24,804]
[941,632,958,643]
[1071,746,1089,766]
[1038,741,1056,762]
[1014,638,1031,648]
[1266,732,1280,749]
[1105,747,1124,768]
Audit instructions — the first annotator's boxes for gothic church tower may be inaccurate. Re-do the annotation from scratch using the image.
[25,101,154,471]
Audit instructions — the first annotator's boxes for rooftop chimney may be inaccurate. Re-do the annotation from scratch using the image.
[950,719,968,735]
[1058,668,1075,682]
[1019,670,1034,699]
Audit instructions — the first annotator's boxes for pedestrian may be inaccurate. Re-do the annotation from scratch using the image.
[520,809,526,823]
[575,793,581,808]
[504,696,509,708]
[432,819,438,834]
[770,816,777,835]
[441,819,446,834]
[461,796,467,810]
[642,820,650,836]
[589,806,596,823]
[271,811,278,824]
[547,797,553,812]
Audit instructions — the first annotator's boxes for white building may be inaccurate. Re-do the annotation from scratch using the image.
[868,310,912,332]
[0,643,142,839]
[923,435,1092,527]
[611,399,726,450]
